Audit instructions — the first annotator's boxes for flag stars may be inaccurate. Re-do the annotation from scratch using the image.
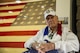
[21,10,23,12]
[42,8,45,11]
[30,17,34,20]
[17,18,21,20]
[26,13,29,16]
[35,9,38,11]
[13,22,18,25]
[42,20,45,24]
[20,14,23,16]
[29,9,32,12]
[24,16,27,18]
[30,6,34,8]
[39,2,43,4]
[37,5,40,7]
[33,2,36,4]
[41,6,45,8]
[45,1,49,3]
[34,21,38,24]
[25,7,28,8]
[37,16,41,19]
[50,3,54,6]
[39,12,42,15]
[23,17,27,20]
[27,21,31,24]
[21,10,25,12]
[32,13,35,15]
[27,3,30,5]
[52,0,56,2]
[20,21,24,24]
[43,4,47,7]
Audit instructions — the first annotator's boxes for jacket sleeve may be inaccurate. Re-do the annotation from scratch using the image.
[24,29,43,48]
[54,27,79,53]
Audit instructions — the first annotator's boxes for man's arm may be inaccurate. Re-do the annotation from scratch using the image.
[55,30,79,53]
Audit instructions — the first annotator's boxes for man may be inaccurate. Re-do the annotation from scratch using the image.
[24,8,79,53]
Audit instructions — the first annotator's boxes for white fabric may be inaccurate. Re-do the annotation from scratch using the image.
[24,26,79,53]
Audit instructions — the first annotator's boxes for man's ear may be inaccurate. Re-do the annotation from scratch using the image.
[58,21,62,24]
[54,15,58,19]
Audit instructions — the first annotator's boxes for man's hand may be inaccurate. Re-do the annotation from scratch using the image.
[31,42,45,53]
[32,42,55,53]
[39,43,55,52]
[31,41,40,49]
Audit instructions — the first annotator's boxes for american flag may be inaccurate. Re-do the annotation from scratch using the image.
[0,0,56,53]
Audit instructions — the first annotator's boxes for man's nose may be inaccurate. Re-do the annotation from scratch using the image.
[48,18,53,21]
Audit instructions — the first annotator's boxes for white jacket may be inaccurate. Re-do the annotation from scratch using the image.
[24,26,79,53]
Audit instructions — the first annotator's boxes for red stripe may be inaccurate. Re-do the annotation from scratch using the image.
[0,15,17,19]
[0,31,38,36]
[0,9,22,12]
[0,3,27,7]
[0,23,12,27]
[0,42,24,48]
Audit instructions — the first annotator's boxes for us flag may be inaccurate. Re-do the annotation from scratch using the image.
[0,0,56,53]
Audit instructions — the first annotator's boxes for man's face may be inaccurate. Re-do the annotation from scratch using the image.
[45,15,58,28]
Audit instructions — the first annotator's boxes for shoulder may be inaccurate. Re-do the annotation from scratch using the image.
[62,26,71,32]
[36,26,47,34]
[62,26,77,36]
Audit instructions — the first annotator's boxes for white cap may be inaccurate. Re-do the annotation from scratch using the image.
[44,8,56,19]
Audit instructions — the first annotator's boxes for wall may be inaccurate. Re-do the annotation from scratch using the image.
[56,0,71,29]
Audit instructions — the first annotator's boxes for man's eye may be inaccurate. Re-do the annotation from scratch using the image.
[46,18,49,20]
[51,16,54,18]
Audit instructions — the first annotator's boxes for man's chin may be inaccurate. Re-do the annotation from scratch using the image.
[49,26,56,28]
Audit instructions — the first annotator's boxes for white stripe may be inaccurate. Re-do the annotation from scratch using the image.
[0,18,15,23]
[0,36,33,42]
[0,48,26,53]
[0,11,20,16]
[0,5,25,10]
[0,25,46,32]
[0,0,43,5]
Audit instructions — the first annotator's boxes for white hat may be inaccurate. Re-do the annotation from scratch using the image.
[44,8,56,19]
